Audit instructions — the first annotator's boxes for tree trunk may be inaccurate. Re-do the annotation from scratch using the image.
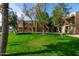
[31,20,33,32]
[61,25,66,35]
[42,25,44,34]
[30,17,33,32]
[57,27,60,33]
[35,21,37,32]
[0,3,9,56]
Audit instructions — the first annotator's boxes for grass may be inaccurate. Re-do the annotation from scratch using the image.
[0,32,2,39]
[6,32,79,56]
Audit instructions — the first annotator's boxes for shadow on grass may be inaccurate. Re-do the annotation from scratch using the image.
[6,39,79,56]
[10,43,20,46]
[16,32,32,35]
[15,32,60,35]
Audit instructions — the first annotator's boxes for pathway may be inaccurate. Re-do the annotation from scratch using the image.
[68,35,79,38]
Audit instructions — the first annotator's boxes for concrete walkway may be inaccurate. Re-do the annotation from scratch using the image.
[68,35,79,38]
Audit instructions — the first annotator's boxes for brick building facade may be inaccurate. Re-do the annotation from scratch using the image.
[65,12,79,34]
[17,12,79,34]
[17,19,49,32]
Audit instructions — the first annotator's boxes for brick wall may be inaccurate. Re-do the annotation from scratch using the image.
[75,12,79,34]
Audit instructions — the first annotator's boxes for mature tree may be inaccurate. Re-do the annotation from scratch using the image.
[35,3,42,31]
[0,3,9,56]
[47,16,54,32]
[59,3,71,34]
[40,12,49,33]
[22,4,35,32]
[52,3,70,33]
[52,5,63,33]
[35,3,49,33]
[8,9,17,32]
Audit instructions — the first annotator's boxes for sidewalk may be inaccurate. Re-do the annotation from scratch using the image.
[68,35,79,38]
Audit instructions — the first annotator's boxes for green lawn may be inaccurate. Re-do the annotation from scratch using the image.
[6,32,79,56]
[0,32,2,39]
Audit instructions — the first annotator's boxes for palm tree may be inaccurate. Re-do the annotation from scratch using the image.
[0,3,9,56]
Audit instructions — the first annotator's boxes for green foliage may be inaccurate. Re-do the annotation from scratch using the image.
[58,3,70,16]
[36,12,49,25]
[47,17,54,30]
[8,9,17,29]
[52,3,70,26]
[53,6,63,26]
[35,3,49,26]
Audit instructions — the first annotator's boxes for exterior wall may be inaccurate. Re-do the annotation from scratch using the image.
[75,12,79,34]
[17,20,49,32]
[17,20,25,32]
[17,12,79,34]
[64,12,79,34]
[65,16,75,34]
[17,20,24,27]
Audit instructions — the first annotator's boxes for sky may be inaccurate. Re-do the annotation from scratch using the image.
[8,3,79,17]
[0,3,79,26]
[9,3,79,15]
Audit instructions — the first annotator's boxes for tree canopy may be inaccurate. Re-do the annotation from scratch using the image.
[8,9,17,30]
